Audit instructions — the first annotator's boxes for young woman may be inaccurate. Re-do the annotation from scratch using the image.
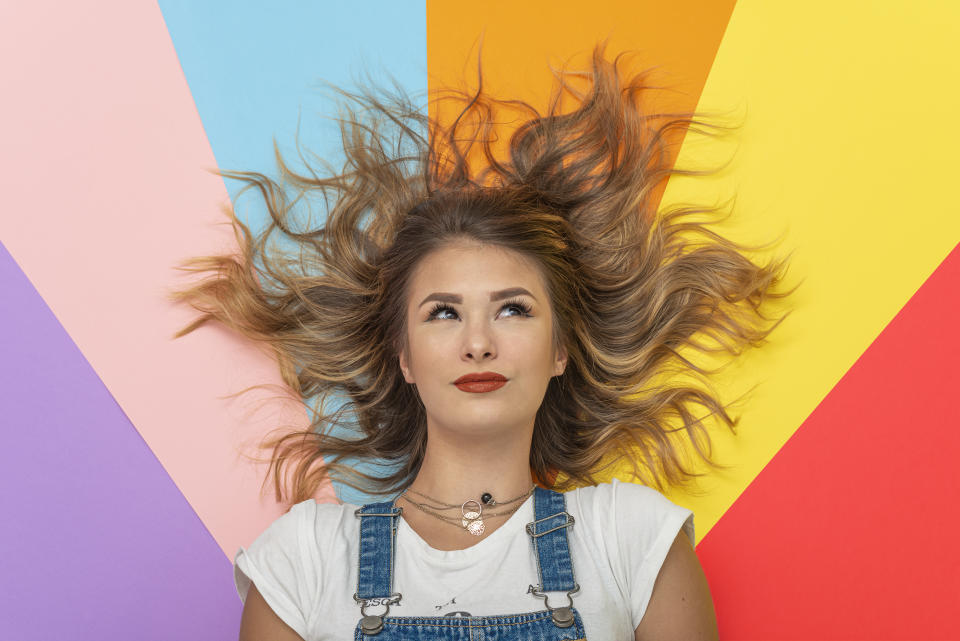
[173,46,790,640]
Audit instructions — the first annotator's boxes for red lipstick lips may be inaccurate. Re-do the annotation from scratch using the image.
[453,371,507,393]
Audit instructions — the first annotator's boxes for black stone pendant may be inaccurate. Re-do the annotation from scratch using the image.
[480,492,493,505]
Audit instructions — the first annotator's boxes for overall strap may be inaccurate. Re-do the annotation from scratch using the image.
[354,501,402,601]
[526,487,577,592]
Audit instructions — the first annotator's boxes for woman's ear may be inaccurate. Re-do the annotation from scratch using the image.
[553,344,568,377]
[398,347,414,384]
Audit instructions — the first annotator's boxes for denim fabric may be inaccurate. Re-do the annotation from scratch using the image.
[528,488,577,593]
[355,502,402,601]
[353,611,587,641]
[353,488,587,640]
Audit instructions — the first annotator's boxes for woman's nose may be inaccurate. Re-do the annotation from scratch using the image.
[461,319,496,361]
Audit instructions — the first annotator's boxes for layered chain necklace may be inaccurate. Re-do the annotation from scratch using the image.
[398,484,536,536]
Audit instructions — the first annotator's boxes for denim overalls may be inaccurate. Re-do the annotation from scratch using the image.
[352,487,587,640]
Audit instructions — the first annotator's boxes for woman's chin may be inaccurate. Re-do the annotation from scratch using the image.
[433,417,532,442]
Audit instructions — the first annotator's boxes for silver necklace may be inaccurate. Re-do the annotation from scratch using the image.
[399,485,536,536]
[404,485,535,509]
[398,494,528,535]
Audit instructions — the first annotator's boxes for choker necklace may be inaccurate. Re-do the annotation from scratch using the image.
[399,484,536,536]
[404,485,534,509]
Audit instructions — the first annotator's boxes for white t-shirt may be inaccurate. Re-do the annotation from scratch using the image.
[234,478,694,641]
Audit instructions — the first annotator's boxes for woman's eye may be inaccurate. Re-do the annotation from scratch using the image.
[499,302,532,318]
[426,304,458,321]
[425,300,532,321]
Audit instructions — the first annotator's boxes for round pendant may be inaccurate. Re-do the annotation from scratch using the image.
[462,510,485,535]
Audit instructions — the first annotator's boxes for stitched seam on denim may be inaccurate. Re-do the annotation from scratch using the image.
[355,506,364,600]
[389,501,397,597]
[379,610,556,624]
[530,489,545,590]
[554,491,576,591]
[383,613,554,628]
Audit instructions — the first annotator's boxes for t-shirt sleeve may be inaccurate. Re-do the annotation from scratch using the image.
[609,479,695,628]
[234,500,318,640]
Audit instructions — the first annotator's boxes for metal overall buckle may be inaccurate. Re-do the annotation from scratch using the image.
[528,583,580,628]
[353,593,402,635]
[524,510,575,537]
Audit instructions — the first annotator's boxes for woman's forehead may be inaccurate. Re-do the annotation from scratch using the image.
[408,243,546,294]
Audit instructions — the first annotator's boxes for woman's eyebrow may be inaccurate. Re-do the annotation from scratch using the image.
[418,287,536,308]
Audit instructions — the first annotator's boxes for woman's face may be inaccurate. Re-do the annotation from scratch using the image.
[398,241,567,441]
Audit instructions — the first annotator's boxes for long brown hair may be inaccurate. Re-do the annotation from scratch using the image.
[170,45,794,505]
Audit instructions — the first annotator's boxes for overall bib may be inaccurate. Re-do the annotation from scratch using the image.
[352,487,588,640]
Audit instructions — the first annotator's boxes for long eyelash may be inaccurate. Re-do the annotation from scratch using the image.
[425,299,533,321]
[427,302,456,320]
[501,298,533,316]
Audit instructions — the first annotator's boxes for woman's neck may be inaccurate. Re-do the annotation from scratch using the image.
[408,422,535,504]
[397,420,536,550]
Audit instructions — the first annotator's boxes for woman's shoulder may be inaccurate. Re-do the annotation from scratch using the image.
[255,497,356,533]
[565,477,684,510]
[235,499,359,575]
[564,479,696,626]
[232,499,363,638]
[564,479,695,545]
[275,498,362,546]
[233,499,360,593]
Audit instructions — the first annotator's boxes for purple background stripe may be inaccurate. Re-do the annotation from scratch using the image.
[0,242,240,640]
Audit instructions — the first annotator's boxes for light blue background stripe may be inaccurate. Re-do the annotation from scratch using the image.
[159,1,428,505]
[158,1,427,201]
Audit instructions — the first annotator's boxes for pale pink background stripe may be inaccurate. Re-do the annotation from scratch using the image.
[0,1,334,558]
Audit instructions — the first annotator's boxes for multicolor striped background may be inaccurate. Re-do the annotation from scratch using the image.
[1,2,958,638]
